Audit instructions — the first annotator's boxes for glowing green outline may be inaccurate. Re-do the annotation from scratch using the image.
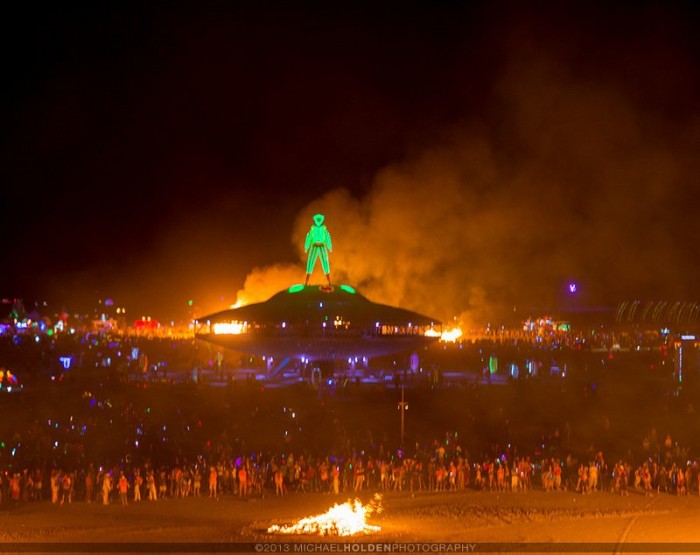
[304,213,332,284]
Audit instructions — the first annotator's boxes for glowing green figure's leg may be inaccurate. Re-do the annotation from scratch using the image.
[306,246,321,274]
[320,248,330,275]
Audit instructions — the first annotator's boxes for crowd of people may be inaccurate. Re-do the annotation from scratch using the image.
[1,321,699,510]
[2,439,700,507]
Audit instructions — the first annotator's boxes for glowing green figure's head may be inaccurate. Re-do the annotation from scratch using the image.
[313,213,325,226]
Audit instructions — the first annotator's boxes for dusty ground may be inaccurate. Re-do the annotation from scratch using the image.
[2,489,700,554]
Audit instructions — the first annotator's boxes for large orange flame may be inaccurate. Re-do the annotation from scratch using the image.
[268,495,382,536]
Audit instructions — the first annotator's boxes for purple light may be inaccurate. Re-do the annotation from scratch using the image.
[568,283,577,294]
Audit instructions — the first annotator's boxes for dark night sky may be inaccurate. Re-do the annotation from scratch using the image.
[1,2,699,325]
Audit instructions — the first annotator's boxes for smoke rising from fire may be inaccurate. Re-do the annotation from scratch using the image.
[9,3,696,323]
[235,52,699,327]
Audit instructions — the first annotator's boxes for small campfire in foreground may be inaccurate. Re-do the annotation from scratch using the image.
[268,494,382,536]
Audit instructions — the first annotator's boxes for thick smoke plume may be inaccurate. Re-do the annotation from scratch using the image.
[29,3,690,324]
[235,53,699,328]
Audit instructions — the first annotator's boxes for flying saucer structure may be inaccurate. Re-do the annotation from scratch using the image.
[194,284,441,363]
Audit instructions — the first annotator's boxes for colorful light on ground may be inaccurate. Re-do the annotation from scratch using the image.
[340,284,356,294]
[268,495,382,536]
[288,284,305,293]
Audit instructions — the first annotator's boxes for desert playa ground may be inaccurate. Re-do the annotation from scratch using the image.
[2,489,700,554]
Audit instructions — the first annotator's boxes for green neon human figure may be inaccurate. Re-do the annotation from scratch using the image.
[304,213,332,286]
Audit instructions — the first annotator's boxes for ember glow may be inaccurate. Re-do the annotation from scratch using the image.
[267,495,382,536]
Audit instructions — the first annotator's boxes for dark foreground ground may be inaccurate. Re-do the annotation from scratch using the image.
[2,489,700,554]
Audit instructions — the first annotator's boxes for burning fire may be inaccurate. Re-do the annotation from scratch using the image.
[425,326,463,342]
[212,321,247,335]
[440,327,463,342]
[268,495,382,536]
